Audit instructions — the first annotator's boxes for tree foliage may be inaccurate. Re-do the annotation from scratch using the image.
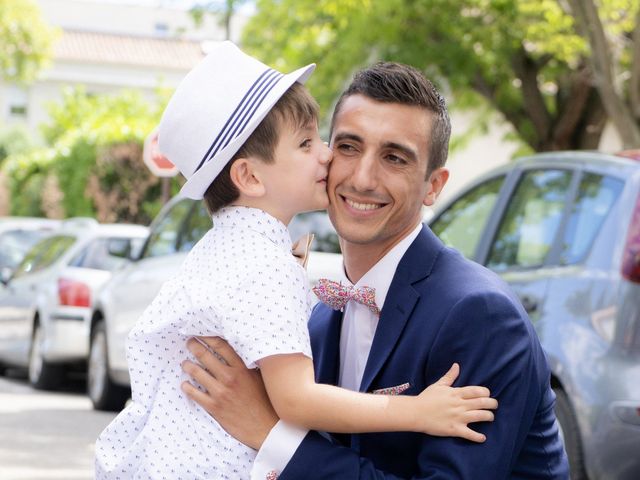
[190,0,248,40]
[1,87,176,222]
[242,0,640,151]
[0,0,57,83]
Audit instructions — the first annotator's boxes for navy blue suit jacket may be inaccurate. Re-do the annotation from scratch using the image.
[280,226,569,479]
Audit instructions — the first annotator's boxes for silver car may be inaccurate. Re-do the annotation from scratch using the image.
[88,196,344,410]
[0,217,60,274]
[429,151,640,480]
[0,218,148,389]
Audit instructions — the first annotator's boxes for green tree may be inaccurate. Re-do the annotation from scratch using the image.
[0,0,57,82]
[190,0,248,40]
[242,0,640,152]
[2,87,175,222]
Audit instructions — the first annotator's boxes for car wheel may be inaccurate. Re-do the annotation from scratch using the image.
[29,321,64,390]
[88,321,129,411]
[553,387,588,480]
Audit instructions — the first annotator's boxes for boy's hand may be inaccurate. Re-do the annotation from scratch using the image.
[416,363,498,442]
[181,336,279,450]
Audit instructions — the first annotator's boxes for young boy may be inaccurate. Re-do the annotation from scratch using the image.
[95,42,497,479]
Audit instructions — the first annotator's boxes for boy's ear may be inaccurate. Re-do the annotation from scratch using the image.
[229,158,266,198]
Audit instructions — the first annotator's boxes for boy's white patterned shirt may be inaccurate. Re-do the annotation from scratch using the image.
[95,206,313,479]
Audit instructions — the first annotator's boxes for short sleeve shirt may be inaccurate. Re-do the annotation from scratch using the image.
[95,206,313,479]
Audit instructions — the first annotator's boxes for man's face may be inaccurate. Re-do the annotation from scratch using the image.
[327,94,445,252]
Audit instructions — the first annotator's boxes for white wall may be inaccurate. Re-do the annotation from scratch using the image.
[38,0,246,42]
[0,0,233,141]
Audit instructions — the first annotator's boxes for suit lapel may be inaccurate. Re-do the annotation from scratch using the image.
[358,225,444,393]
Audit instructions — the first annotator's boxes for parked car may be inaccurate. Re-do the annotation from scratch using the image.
[428,150,640,480]
[0,218,148,389]
[88,197,344,410]
[0,217,60,274]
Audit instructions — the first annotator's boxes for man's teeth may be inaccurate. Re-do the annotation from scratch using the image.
[346,199,381,211]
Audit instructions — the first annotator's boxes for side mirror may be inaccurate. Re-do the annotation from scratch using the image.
[128,238,145,261]
[107,238,145,262]
[0,267,13,285]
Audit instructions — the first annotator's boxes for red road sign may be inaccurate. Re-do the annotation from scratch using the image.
[143,128,179,177]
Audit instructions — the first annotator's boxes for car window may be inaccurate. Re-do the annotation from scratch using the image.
[178,201,212,252]
[559,173,624,264]
[288,211,341,254]
[69,237,140,271]
[13,235,76,278]
[487,169,573,271]
[142,199,193,258]
[0,229,51,270]
[431,176,505,259]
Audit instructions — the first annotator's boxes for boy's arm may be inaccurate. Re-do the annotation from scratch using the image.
[258,354,494,438]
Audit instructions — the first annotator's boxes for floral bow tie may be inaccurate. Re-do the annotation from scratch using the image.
[312,278,380,316]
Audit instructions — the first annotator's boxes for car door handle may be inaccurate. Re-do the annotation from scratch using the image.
[519,295,538,314]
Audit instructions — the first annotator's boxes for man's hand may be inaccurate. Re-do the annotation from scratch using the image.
[181,336,279,450]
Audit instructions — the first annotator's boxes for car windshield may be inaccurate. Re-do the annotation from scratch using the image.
[0,229,52,270]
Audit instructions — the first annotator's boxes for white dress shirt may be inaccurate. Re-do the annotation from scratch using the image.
[252,222,423,479]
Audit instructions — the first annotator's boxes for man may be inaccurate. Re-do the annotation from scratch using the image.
[182,62,569,479]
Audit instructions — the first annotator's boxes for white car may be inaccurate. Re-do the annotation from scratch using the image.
[0,218,148,389]
[0,217,61,274]
[89,197,344,410]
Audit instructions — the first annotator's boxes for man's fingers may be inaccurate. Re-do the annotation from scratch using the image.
[181,380,217,410]
[186,337,235,384]
[182,359,220,393]
[186,338,224,374]
[195,336,244,368]
[434,362,460,386]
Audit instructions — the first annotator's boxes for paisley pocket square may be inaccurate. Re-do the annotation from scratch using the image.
[371,382,411,395]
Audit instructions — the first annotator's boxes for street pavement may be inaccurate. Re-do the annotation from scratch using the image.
[0,371,117,480]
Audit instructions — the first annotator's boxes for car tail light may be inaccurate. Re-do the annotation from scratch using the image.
[622,191,640,283]
[58,278,91,307]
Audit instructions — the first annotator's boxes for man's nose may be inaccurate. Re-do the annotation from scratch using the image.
[351,154,378,191]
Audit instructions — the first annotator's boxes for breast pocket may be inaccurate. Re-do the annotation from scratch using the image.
[371,382,411,395]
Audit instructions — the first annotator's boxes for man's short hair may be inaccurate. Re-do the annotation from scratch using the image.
[203,82,319,214]
[330,62,451,176]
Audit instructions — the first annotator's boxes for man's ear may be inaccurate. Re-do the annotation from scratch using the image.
[423,167,449,207]
[229,158,266,198]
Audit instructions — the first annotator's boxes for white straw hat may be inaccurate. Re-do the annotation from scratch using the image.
[158,41,316,199]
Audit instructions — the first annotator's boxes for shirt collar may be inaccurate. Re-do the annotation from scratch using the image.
[212,206,292,253]
[349,222,423,310]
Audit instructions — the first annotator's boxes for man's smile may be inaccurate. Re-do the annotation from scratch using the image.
[344,197,384,211]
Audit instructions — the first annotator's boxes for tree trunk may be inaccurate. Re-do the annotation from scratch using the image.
[567,0,640,147]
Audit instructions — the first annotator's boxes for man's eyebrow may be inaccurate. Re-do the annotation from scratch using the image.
[383,142,417,162]
[333,132,363,144]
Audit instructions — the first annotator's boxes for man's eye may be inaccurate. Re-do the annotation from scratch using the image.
[337,143,356,152]
[387,154,406,164]
[300,139,312,148]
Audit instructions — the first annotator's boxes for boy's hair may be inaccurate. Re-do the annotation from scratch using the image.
[203,82,319,214]
[330,62,451,176]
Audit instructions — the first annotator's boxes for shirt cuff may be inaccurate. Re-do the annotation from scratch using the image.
[251,420,308,480]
